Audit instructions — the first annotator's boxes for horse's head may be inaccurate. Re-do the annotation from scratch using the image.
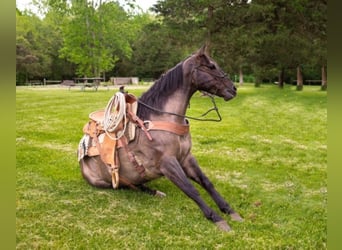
[185,45,237,101]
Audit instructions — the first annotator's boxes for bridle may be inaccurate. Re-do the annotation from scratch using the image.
[193,64,228,79]
[137,62,231,122]
[191,64,229,90]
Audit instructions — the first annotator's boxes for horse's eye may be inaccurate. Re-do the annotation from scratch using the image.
[208,64,216,70]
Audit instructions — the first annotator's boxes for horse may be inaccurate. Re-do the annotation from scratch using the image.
[78,45,243,231]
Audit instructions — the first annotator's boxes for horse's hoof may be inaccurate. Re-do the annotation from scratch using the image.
[155,190,166,197]
[230,212,244,222]
[215,220,231,232]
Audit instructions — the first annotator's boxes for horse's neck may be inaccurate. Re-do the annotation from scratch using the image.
[150,87,194,123]
[138,62,197,123]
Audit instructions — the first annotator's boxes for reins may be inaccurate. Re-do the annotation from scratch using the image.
[137,93,222,122]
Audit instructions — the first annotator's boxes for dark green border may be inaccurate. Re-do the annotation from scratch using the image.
[328,1,341,249]
[1,0,15,249]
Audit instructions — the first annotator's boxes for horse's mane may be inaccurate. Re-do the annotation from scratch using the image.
[137,62,184,119]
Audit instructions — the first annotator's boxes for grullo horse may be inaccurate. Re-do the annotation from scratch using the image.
[78,45,243,231]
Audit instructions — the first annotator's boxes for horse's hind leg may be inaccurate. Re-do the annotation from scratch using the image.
[160,156,231,231]
[79,156,112,188]
[182,154,243,222]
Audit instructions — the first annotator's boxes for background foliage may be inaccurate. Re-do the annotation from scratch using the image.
[16,0,326,86]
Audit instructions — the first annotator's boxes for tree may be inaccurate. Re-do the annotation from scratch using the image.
[305,0,327,90]
[130,21,189,79]
[41,9,77,80]
[152,0,253,78]
[16,10,54,83]
[59,1,134,77]
[108,12,153,78]
[247,0,327,89]
[16,0,326,86]
[246,0,302,87]
[207,0,252,84]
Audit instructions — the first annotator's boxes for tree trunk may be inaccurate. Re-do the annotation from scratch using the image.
[206,5,214,51]
[278,67,285,88]
[321,64,327,90]
[239,66,244,86]
[254,75,261,87]
[296,65,303,91]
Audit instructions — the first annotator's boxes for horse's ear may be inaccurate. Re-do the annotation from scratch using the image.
[197,44,210,56]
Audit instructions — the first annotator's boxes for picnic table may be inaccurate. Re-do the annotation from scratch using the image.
[74,77,104,91]
[27,80,43,86]
[43,79,61,85]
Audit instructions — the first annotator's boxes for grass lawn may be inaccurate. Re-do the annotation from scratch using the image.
[16,83,327,249]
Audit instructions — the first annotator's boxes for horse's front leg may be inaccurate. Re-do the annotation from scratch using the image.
[182,154,243,222]
[159,156,231,231]
[136,184,166,197]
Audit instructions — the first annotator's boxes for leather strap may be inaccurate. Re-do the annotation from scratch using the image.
[117,136,146,177]
[127,110,153,141]
[144,120,189,136]
[119,175,139,190]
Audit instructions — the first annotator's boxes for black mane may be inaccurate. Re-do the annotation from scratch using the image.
[137,62,184,119]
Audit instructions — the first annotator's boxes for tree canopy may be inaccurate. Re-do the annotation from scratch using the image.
[16,0,327,87]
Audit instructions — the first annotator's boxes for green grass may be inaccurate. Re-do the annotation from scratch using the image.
[16,84,327,249]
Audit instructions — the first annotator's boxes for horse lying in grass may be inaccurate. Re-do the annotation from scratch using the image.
[78,45,243,231]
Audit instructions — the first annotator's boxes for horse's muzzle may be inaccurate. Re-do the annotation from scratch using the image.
[223,86,237,101]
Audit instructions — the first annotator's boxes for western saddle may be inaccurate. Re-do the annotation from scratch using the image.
[79,90,189,189]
